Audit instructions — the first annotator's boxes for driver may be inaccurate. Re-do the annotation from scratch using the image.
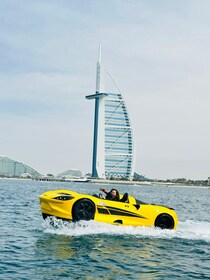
[99,188,120,201]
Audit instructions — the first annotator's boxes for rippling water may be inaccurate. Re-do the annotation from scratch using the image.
[0,179,210,279]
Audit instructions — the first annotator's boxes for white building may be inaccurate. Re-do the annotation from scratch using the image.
[0,156,41,178]
[86,45,135,180]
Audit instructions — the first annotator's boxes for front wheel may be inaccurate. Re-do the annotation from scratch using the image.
[72,199,95,221]
[155,214,175,229]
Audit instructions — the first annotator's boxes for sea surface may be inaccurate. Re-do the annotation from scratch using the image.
[0,179,210,279]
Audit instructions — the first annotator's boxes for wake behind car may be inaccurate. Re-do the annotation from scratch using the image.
[39,189,178,229]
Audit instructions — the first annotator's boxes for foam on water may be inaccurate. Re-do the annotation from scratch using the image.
[42,218,210,242]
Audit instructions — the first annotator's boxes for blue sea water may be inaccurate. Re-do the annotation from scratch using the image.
[0,179,210,279]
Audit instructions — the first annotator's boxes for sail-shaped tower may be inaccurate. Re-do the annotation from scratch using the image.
[86,45,135,180]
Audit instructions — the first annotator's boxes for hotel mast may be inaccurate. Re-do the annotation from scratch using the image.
[86,45,135,180]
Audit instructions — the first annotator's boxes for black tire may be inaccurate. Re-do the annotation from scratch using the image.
[72,199,95,221]
[42,213,48,220]
[155,213,175,229]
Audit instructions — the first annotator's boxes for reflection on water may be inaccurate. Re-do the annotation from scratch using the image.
[34,216,210,279]
[36,234,76,259]
[35,230,181,279]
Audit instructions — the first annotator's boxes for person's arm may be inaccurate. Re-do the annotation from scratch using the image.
[99,187,109,194]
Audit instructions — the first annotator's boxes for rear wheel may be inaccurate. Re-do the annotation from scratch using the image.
[72,199,95,221]
[155,214,174,229]
[42,213,48,220]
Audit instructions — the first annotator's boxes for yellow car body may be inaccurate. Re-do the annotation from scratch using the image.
[39,189,178,229]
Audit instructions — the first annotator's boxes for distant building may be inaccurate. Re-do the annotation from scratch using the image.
[57,169,83,179]
[0,156,41,178]
[133,172,152,181]
[86,45,135,180]
[20,173,33,179]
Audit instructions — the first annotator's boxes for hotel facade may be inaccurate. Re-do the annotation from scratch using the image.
[86,46,135,180]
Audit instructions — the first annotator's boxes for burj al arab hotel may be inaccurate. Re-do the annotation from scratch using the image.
[86,45,135,180]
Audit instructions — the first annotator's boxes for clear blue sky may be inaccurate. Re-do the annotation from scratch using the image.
[0,0,210,180]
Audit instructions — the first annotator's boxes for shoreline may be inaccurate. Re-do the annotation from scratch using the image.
[0,176,209,188]
[89,179,153,185]
[88,179,210,188]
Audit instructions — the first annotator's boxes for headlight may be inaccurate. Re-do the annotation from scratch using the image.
[53,195,74,201]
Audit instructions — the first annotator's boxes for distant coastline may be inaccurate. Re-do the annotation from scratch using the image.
[1,176,209,187]
[88,178,210,187]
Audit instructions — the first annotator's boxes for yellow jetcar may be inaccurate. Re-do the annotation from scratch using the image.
[39,189,178,229]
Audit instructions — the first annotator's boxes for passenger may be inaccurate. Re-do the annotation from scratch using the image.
[99,188,120,201]
[120,192,129,203]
